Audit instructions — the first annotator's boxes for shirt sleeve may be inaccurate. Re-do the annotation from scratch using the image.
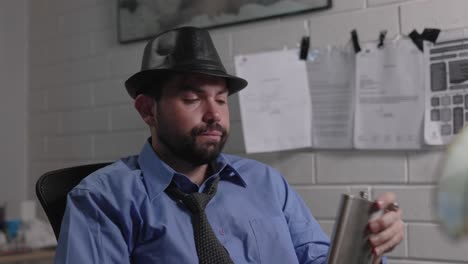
[54,188,131,264]
[278,176,330,264]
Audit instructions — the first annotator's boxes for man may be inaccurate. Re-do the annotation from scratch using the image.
[55,27,404,263]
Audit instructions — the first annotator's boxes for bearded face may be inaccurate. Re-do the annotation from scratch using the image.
[155,107,229,165]
[151,73,230,165]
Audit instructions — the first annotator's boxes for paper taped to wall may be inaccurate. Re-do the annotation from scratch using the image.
[234,49,312,153]
[423,27,468,145]
[306,46,355,149]
[354,38,425,149]
[234,38,428,153]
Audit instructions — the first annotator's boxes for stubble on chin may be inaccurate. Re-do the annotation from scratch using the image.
[191,134,227,162]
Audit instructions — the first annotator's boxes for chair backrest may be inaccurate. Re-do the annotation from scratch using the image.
[35,162,111,239]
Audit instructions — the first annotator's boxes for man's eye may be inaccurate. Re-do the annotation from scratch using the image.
[183,98,199,104]
[216,99,227,105]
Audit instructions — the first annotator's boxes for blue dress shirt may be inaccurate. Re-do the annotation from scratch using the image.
[55,141,381,263]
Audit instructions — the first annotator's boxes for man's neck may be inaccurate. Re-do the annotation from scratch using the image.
[169,159,210,186]
[174,162,210,186]
[151,142,211,186]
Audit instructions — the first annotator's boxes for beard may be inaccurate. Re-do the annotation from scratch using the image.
[156,115,228,166]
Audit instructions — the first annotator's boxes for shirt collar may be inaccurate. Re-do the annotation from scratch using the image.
[137,140,246,200]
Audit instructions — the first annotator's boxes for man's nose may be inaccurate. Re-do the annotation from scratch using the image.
[202,100,221,123]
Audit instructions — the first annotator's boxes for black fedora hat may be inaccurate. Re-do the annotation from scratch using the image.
[125,26,248,99]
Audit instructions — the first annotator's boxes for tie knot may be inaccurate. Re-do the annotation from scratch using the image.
[165,176,220,214]
[182,193,211,213]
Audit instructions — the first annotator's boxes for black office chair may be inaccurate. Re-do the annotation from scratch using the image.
[35,162,111,239]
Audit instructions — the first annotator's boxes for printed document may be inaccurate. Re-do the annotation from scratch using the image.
[234,49,312,153]
[354,38,425,149]
[306,46,355,149]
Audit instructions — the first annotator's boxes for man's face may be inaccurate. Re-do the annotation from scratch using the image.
[153,73,230,165]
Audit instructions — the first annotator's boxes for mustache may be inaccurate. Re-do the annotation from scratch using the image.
[192,123,226,136]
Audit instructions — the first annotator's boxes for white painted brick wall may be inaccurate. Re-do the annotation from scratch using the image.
[94,131,148,159]
[318,220,335,237]
[332,0,365,11]
[108,44,144,77]
[47,135,93,160]
[244,151,316,185]
[26,0,468,262]
[223,121,245,154]
[373,186,436,221]
[368,0,410,7]
[407,151,445,183]
[29,89,47,111]
[30,112,59,134]
[316,151,407,183]
[29,135,46,161]
[227,93,242,122]
[90,28,121,55]
[408,224,468,261]
[57,3,115,36]
[306,5,399,47]
[110,105,146,131]
[401,0,468,34]
[93,78,132,106]
[296,186,349,219]
[47,83,93,110]
[0,0,28,206]
[61,109,109,134]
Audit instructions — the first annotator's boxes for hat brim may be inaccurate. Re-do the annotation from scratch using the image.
[125,69,248,99]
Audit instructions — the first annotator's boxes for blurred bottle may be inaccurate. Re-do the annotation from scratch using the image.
[0,203,5,232]
[436,126,468,239]
[5,219,21,243]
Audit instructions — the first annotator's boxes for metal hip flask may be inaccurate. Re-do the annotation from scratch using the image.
[326,192,378,264]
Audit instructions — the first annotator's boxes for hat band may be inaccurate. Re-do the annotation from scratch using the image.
[153,59,227,73]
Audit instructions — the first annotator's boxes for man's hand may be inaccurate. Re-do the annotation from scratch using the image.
[368,192,405,264]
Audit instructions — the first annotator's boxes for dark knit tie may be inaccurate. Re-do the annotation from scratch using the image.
[165,177,234,264]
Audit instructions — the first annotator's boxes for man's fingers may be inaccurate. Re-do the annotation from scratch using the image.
[371,222,404,256]
[374,192,396,209]
[369,218,405,248]
[367,192,405,257]
[369,209,402,233]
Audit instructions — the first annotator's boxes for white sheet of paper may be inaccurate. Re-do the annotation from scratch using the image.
[306,46,355,149]
[234,49,312,153]
[354,38,425,149]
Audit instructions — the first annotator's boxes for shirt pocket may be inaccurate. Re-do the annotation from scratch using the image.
[249,216,299,264]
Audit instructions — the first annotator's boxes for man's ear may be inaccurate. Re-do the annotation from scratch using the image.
[134,94,157,126]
